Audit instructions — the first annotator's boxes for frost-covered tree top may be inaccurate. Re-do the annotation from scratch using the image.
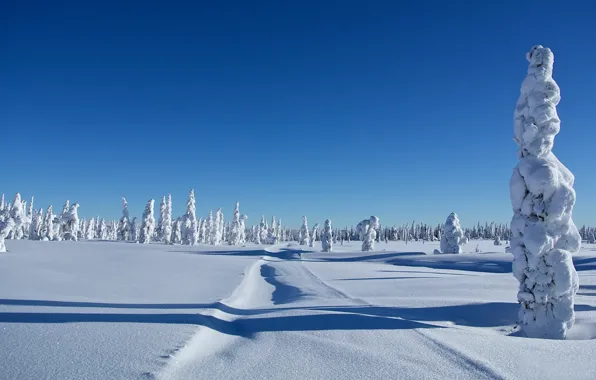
[440,213,464,254]
[510,45,580,339]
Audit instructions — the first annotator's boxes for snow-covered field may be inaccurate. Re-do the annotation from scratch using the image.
[1,239,595,379]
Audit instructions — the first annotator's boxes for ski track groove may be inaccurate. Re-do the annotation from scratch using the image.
[414,329,509,380]
[152,248,508,380]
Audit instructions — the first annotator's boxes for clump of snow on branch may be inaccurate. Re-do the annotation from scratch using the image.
[510,45,580,339]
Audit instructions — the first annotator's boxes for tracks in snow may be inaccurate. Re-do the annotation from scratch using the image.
[154,249,511,380]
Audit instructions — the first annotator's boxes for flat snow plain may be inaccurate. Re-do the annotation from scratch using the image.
[1,239,595,379]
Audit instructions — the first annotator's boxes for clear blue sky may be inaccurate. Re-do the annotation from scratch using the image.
[1,1,595,228]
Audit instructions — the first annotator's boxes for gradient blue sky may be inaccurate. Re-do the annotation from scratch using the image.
[1,1,595,228]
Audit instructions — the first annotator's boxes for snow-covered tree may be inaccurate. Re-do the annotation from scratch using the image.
[299,216,309,245]
[494,235,502,246]
[183,190,198,245]
[117,197,131,241]
[322,219,333,252]
[440,213,464,254]
[213,208,223,245]
[206,210,214,244]
[85,217,96,240]
[139,199,155,244]
[0,193,4,211]
[63,203,80,241]
[239,214,247,244]
[27,208,43,240]
[253,224,260,244]
[130,217,139,242]
[198,218,206,244]
[9,193,26,240]
[362,216,379,251]
[171,219,182,244]
[157,195,172,244]
[0,216,14,252]
[97,218,108,240]
[510,45,581,339]
[309,223,319,247]
[230,202,242,245]
[257,215,268,244]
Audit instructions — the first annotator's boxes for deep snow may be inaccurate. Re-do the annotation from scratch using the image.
[1,239,595,379]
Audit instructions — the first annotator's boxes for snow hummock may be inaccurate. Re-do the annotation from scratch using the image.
[510,45,581,339]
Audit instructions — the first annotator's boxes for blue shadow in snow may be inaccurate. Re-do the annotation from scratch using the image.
[260,264,305,304]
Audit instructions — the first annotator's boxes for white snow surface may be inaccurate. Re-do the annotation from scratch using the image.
[1,239,596,379]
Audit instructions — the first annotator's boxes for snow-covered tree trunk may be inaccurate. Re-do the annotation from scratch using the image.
[299,216,309,245]
[440,213,464,254]
[362,216,379,251]
[322,219,333,252]
[139,199,155,244]
[510,45,580,339]
[230,202,241,245]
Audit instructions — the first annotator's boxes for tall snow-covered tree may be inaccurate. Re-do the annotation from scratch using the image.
[130,217,139,242]
[29,208,43,240]
[206,210,214,244]
[139,199,155,244]
[40,205,54,241]
[309,223,320,247]
[440,213,464,254]
[362,216,379,251]
[230,202,242,245]
[239,214,247,244]
[85,217,96,240]
[299,216,309,245]
[0,193,4,211]
[98,218,108,240]
[162,194,173,244]
[510,45,581,339]
[63,203,80,241]
[198,218,206,244]
[259,216,268,244]
[118,197,132,241]
[183,190,198,245]
[322,219,333,252]
[0,216,14,252]
[171,219,182,244]
[253,224,260,244]
[9,193,26,240]
[213,208,223,245]
[57,200,70,240]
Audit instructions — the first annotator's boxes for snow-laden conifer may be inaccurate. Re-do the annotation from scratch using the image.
[230,202,242,245]
[440,213,464,254]
[362,216,379,251]
[299,216,309,245]
[139,199,155,244]
[322,219,333,252]
[118,197,131,241]
[510,45,581,339]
